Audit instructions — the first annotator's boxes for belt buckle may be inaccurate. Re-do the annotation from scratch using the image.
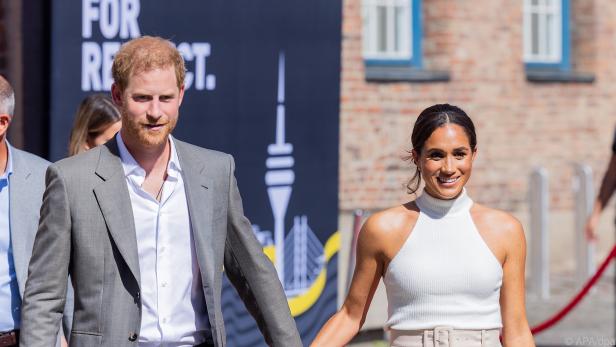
[433,326,453,347]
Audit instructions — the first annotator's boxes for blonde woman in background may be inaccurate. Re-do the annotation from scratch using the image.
[68,94,121,156]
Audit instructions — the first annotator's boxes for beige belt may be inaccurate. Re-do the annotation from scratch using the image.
[390,327,501,347]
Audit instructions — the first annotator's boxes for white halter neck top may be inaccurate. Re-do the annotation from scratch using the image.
[383,189,503,330]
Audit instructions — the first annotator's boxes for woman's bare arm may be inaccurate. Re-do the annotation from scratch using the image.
[310,214,390,347]
[499,215,535,347]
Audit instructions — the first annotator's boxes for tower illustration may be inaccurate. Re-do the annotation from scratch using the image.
[265,51,294,285]
[262,51,325,296]
[284,215,324,295]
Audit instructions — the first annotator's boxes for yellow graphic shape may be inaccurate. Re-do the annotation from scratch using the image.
[263,245,276,263]
[260,232,340,317]
[286,232,340,317]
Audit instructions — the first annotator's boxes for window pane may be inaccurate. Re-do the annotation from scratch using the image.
[361,0,412,60]
[362,5,371,55]
[394,5,404,53]
[546,13,553,57]
[531,12,539,55]
[377,5,387,53]
[394,8,399,52]
[524,0,563,63]
[387,5,395,54]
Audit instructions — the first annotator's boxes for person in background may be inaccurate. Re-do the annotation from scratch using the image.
[0,75,71,347]
[583,126,616,338]
[68,94,121,156]
[585,126,616,241]
[311,104,535,347]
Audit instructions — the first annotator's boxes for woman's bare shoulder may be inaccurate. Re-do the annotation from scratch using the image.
[471,203,524,239]
[364,203,419,234]
[359,203,421,253]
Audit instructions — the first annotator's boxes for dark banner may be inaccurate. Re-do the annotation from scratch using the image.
[50,0,341,345]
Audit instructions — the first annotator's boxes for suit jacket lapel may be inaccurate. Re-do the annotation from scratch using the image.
[93,140,141,286]
[175,140,215,284]
[9,150,35,295]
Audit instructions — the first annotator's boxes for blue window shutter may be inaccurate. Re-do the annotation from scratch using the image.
[410,0,423,67]
[560,0,571,70]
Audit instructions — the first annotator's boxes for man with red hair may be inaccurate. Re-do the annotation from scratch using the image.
[21,36,301,347]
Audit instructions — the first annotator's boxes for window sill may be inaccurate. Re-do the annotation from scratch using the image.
[365,66,450,83]
[526,69,595,83]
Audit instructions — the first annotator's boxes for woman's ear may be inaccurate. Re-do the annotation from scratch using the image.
[411,149,419,165]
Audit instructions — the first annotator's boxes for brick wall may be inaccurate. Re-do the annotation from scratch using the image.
[340,0,616,216]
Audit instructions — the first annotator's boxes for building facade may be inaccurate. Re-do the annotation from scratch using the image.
[339,0,615,272]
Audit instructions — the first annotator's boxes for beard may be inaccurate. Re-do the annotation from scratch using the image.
[121,114,177,148]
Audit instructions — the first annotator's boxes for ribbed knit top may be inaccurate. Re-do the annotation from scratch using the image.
[384,189,503,330]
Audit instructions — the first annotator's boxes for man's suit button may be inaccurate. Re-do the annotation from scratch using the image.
[128,332,138,341]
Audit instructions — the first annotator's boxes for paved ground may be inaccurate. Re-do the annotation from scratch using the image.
[527,264,614,347]
[348,264,615,347]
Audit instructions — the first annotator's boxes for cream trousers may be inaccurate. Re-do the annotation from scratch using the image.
[390,327,502,347]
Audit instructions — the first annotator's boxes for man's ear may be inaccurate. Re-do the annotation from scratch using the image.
[111,83,123,107]
[178,84,185,107]
[0,114,11,138]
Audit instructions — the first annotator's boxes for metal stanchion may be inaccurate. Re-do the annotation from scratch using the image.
[530,167,550,300]
[572,163,596,286]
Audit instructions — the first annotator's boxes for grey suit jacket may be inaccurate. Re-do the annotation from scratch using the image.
[9,148,48,306]
[20,138,301,347]
[10,147,73,342]
[10,147,73,341]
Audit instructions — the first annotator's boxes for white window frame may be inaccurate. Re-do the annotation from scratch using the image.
[362,0,412,61]
[523,0,562,63]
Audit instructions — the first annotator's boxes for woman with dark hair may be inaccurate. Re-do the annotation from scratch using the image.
[68,94,121,156]
[311,104,534,347]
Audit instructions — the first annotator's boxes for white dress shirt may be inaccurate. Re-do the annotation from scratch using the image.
[117,134,210,346]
